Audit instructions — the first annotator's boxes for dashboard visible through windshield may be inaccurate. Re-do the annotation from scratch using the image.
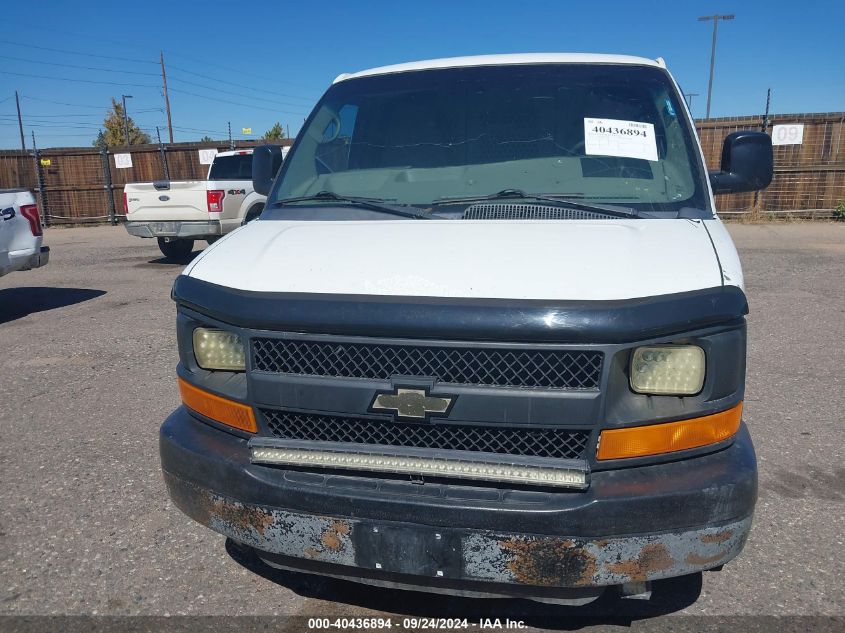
[272,63,711,216]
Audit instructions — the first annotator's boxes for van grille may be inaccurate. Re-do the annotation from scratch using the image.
[252,338,603,390]
[261,409,591,460]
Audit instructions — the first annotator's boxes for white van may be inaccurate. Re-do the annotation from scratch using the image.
[161,54,772,602]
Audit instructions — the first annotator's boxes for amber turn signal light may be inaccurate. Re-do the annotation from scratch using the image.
[596,402,742,460]
[178,377,257,433]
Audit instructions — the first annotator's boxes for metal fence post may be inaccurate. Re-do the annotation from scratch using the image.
[100,147,117,225]
[32,135,50,227]
[751,89,773,221]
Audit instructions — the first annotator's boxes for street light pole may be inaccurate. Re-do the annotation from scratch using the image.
[685,92,700,115]
[121,94,133,145]
[698,14,734,119]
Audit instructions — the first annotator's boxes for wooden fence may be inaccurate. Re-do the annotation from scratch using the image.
[0,112,842,224]
[0,140,292,225]
[697,112,845,217]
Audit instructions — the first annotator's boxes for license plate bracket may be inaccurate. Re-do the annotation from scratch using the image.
[353,522,463,578]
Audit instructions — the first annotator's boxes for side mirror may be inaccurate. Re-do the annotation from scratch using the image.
[709,131,773,194]
[252,144,284,196]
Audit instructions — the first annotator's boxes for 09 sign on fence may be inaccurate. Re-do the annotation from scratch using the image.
[198,149,218,165]
[114,153,133,169]
[771,124,804,146]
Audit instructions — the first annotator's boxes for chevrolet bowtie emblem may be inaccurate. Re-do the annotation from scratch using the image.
[371,388,453,419]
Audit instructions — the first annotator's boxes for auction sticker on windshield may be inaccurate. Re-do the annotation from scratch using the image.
[584,118,658,162]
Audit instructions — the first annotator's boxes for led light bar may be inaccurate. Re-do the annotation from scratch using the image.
[251,446,588,489]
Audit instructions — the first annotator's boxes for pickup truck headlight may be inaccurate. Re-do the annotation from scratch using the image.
[193,328,245,371]
[630,345,705,395]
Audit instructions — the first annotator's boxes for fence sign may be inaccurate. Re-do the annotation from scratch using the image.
[771,124,804,146]
[39,158,51,167]
[198,148,218,165]
[114,153,133,169]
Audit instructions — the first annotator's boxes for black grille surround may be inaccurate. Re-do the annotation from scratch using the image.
[261,409,591,461]
[252,338,603,390]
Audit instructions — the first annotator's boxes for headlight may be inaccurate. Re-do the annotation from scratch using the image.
[630,345,705,395]
[193,328,245,371]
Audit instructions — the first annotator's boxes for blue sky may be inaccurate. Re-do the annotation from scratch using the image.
[0,0,842,149]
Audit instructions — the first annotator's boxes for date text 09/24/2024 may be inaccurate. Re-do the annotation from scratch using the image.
[307,618,527,630]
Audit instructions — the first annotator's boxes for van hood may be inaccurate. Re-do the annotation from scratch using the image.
[184,219,723,301]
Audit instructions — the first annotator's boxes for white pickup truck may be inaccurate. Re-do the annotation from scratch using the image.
[1,188,49,277]
[124,149,283,260]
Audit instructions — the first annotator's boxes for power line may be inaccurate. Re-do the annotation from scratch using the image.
[1,39,319,98]
[168,65,316,103]
[168,87,305,115]
[0,112,105,119]
[20,95,117,109]
[171,125,230,135]
[163,48,320,91]
[0,40,158,65]
[0,54,161,76]
[167,76,310,110]
[0,70,158,88]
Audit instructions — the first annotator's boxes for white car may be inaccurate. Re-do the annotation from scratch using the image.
[0,188,49,277]
[161,54,773,602]
[123,149,283,260]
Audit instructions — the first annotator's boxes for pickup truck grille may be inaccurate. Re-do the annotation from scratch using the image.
[260,409,590,460]
[252,338,603,390]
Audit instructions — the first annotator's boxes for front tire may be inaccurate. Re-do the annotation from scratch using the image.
[157,237,194,261]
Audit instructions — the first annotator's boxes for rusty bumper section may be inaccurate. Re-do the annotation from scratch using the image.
[164,471,751,590]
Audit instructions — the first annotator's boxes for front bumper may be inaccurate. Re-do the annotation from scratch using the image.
[160,407,757,595]
[125,220,221,238]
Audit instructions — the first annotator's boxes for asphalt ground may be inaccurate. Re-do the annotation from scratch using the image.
[0,223,843,631]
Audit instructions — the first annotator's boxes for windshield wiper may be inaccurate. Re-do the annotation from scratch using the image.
[433,189,639,218]
[272,191,434,219]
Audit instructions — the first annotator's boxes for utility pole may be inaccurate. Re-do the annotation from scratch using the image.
[684,92,700,115]
[121,94,133,145]
[160,52,174,143]
[698,14,734,119]
[156,126,170,180]
[15,91,26,151]
[228,121,234,150]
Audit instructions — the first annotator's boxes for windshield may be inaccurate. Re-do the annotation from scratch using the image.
[272,64,710,215]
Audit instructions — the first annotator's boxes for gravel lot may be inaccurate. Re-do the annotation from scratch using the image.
[1,223,843,629]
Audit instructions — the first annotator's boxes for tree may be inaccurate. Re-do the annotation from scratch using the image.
[200,135,214,143]
[93,98,151,147]
[263,122,286,141]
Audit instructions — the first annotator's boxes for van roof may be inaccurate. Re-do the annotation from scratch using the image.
[334,53,663,83]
